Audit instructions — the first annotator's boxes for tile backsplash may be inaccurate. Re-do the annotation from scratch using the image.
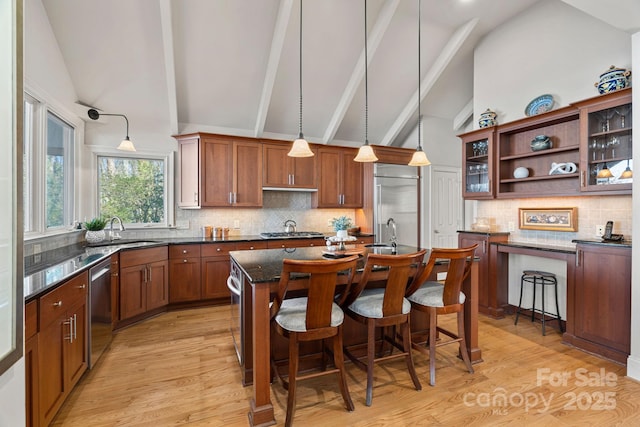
[475,195,632,246]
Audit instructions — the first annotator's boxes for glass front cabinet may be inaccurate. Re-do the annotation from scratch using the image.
[460,128,495,199]
[577,88,632,194]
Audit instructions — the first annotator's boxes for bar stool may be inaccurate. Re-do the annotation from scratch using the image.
[514,270,564,336]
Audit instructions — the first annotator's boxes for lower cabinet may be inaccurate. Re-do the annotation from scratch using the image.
[568,243,631,364]
[119,246,168,321]
[36,271,88,427]
[169,245,202,302]
[458,231,510,318]
[25,301,39,427]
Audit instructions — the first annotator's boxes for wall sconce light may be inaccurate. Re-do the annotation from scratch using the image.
[87,108,136,152]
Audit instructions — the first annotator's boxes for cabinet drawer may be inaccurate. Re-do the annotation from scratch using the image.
[40,272,88,328]
[201,243,237,257]
[235,241,268,251]
[25,300,38,339]
[267,238,326,249]
[169,244,202,259]
[120,246,168,268]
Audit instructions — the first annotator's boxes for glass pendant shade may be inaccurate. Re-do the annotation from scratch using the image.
[597,164,613,179]
[408,147,431,166]
[620,160,633,179]
[354,143,378,162]
[288,136,314,157]
[117,136,136,152]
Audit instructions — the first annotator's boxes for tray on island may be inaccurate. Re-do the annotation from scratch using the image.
[322,246,365,259]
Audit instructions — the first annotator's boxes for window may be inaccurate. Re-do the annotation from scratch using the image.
[23,93,75,235]
[97,154,173,228]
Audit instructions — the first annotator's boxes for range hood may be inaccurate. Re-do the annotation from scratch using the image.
[262,187,318,192]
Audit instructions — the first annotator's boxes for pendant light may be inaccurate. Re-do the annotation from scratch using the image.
[620,159,633,179]
[288,0,314,158]
[354,0,378,163]
[597,163,613,179]
[408,0,431,167]
[87,108,136,152]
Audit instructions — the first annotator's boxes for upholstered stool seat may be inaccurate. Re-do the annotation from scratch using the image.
[514,270,563,336]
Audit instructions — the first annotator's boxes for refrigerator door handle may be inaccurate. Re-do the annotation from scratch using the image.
[376,184,383,238]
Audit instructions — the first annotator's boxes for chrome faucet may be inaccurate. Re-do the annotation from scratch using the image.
[386,217,397,248]
[109,216,125,241]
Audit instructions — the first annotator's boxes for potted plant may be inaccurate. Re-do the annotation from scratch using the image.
[84,217,108,243]
[330,216,353,239]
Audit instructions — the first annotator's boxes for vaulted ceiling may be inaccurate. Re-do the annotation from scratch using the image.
[39,0,636,148]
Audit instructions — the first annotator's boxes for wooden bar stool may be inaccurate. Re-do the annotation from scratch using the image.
[514,270,563,336]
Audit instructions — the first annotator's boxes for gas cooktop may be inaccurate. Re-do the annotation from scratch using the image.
[260,231,325,239]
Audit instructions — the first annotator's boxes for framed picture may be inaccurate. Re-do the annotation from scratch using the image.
[519,207,577,232]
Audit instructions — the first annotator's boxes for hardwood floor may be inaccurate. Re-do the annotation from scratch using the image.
[52,305,640,426]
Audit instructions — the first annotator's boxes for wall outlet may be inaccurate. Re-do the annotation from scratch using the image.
[176,220,190,230]
[233,219,240,229]
[508,221,515,232]
[595,224,605,236]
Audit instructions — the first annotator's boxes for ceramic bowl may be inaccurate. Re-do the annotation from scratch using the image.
[513,167,529,179]
[530,135,552,151]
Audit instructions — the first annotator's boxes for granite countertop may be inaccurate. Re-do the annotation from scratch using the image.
[458,230,511,236]
[229,244,423,284]
[572,238,632,248]
[491,241,577,254]
[24,233,375,301]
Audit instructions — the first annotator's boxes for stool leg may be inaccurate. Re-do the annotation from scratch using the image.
[553,278,563,333]
[515,274,525,325]
[541,277,546,336]
[531,277,536,323]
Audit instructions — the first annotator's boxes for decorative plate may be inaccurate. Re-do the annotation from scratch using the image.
[525,94,554,116]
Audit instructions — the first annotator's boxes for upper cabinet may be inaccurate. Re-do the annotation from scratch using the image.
[460,88,632,200]
[262,141,317,190]
[313,147,363,208]
[175,133,263,208]
[460,128,496,199]
[575,88,632,194]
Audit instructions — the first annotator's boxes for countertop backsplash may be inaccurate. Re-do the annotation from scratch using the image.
[475,195,632,247]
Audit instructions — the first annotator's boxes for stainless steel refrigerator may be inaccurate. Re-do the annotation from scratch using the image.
[374,163,421,247]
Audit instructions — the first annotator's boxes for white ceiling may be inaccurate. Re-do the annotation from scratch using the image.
[39,0,636,148]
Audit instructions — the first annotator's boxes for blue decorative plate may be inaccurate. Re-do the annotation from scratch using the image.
[525,94,554,116]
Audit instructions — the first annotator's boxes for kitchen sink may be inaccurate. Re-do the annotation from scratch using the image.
[364,243,398,253]
[86,239,161,247]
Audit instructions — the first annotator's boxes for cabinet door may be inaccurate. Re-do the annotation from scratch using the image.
[578,89,632,194]
[340,149,363,207]
[263,144,290,187]
[169,257,202,302]
[458,234,489,309]
[38,316,66,427]
[315,149,342,207]
[202,256,231,300]
[119,265,147,320]
[234,141,263,207]
[25,334,39,427]
[65,299,87,389]
[459,128,495,199]
[178,136,200,208]
[201,137,233,206]
[146,260,169,310]
[575,245,631,353]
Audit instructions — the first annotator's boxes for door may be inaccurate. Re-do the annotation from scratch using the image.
[431,166,463,248]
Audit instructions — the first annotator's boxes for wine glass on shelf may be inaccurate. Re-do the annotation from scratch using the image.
[608,137,620,158]
[590,139,598,161]
[615,105,631,129]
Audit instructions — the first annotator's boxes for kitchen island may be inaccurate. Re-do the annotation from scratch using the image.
[229,245,480,427]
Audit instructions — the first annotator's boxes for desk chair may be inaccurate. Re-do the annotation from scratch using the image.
[270,255,359,427]
[339,249,426,406]
[405,245,478,386]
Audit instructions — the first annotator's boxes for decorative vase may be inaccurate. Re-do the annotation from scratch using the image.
[513,167,529,179]
[85,229,106,244]
[336,230,349,239]
[530,135,552,151]
[595,65,631,94]
[478,109,497,128]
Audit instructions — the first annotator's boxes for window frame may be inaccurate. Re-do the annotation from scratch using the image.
[91,148,175,229]
[23,89,80,240]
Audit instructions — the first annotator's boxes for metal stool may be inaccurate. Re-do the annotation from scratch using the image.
[514,270,563,336]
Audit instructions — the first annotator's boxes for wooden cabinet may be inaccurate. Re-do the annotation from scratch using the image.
[266,238,327,249]
[119,246,168,321]
[459,128,496,199]
[25,301,39,427]
[313,147,363,208]
[37,271,88,427]
[175,133,263,208]
[568,243,631,364]
[169,244,202,303]
[496,106,581,198]
[575,88,632,194]
[458,231,509,318]
[262,142,317,189]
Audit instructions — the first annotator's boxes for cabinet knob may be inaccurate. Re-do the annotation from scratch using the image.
[53,301,63,307]
[216,248,221,252]
[182,249,188,254]
[77,284,86,289]
[310,243,314,246]
[183,259,188,263]
[249,246,254,250]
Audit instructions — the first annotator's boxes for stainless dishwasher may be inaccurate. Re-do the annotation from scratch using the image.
[89,257,113,368]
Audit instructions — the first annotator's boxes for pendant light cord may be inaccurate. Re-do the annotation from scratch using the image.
[364,0,369,145]
[299,0,304,139]
[417,0,422,150]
